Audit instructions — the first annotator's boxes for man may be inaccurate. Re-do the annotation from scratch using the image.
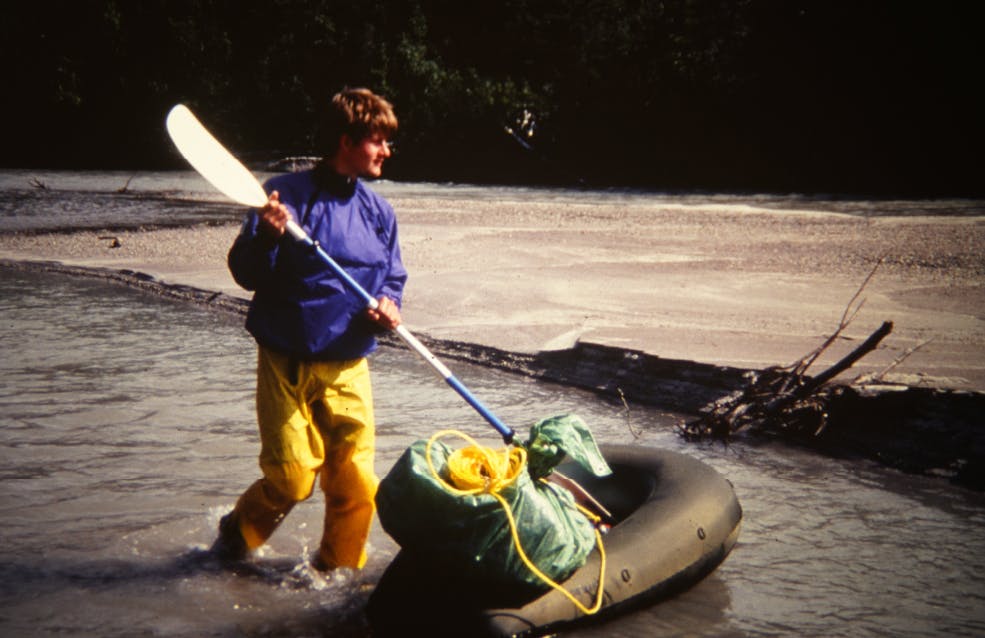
[213,88,406,571]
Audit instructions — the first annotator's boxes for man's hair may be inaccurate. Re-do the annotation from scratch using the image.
[318,87,398,156]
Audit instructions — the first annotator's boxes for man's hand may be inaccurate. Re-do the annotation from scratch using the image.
[258,191,290,238]
[366,296,401,330]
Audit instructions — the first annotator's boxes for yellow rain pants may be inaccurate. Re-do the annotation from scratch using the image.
[231,345,378,569]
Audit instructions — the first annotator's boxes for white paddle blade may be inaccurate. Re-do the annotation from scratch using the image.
[165,104,268,208]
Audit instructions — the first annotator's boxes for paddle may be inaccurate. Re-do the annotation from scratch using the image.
[165,104,516,444]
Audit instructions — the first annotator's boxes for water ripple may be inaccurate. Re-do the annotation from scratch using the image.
[3,263,985,638]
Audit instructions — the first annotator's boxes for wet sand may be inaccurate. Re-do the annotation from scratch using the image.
[1,196,984,392]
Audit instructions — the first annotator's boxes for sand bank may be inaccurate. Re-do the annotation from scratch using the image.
[2,197,983,391]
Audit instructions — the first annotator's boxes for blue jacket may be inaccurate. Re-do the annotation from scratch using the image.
[228,169,407,360]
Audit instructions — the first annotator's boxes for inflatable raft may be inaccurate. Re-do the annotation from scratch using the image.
[367,444,742,637]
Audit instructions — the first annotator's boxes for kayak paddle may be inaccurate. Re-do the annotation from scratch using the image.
[165,104,516,444]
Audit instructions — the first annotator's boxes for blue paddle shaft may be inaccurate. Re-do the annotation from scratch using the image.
[285,221,516,444]
[444,375,514,442]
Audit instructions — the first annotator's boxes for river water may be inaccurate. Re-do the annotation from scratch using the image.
[2,171,985,637]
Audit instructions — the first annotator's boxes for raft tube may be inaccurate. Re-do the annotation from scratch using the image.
[367,445,742,637]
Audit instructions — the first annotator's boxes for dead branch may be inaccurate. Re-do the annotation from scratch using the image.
[615,387,643,439]
[678,260,894,443]
[789,254,885,380]
[678,319,893,441]
[797,321,893,395]
[116,176,135,193]
[855,338,933,385]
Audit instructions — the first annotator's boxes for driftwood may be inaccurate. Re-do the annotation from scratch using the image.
[679,258,898,441]
[27,175,135,194]
[116,176,135,193]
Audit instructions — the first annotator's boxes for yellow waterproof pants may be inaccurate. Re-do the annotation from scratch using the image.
[232,346,378,569]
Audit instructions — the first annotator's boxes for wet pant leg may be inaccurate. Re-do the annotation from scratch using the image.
[233,347,324,550]
[229,347,378,568]
[310,358,378,569]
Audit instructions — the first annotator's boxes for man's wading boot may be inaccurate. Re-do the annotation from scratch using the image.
[210,512,248,562]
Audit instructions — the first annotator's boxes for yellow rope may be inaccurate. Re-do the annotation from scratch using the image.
[425,430,607,615]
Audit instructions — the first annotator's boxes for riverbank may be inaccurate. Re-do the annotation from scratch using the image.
[3,197,983,385]
[1,196,984,486]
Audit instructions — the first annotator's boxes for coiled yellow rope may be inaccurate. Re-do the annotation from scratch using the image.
[425,429,607,615]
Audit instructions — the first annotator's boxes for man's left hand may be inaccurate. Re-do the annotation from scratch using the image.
[366,296,401,330]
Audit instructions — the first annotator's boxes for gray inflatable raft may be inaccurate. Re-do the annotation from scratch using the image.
[367,445,742,637]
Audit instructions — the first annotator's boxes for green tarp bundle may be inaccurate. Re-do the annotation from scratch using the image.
[376,414,611,600]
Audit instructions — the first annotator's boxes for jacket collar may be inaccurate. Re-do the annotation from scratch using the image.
[313,161,357,198]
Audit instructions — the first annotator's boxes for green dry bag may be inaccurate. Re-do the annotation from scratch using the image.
[375,414,611,599]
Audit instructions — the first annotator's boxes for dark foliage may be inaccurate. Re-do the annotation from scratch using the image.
[3,0,982,195]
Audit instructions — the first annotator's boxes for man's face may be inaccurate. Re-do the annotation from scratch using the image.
[337,132,392,179]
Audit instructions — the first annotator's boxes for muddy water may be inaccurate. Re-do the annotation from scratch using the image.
[2,265,985,637]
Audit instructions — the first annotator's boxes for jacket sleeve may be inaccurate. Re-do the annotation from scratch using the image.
[227,212,280,292]
[379,212,408,306]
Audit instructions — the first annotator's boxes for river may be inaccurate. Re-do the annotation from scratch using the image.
[1,171,984,636]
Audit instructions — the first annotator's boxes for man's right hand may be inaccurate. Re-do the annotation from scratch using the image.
[259,191,290,238]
